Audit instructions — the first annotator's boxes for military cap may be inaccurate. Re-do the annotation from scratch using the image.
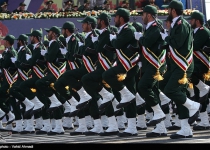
[45,0,54,5]
[77,16,97,25]
[96,13,111,22]
[16,34,28,42]
[19,2,26,6]
[1,2,8,7]
[3,34,15,44]
[43,40,49,46]
[186,11,204,22]
[132,22,143,32]
[84,0,90,4]
[143,5,157,15]
[26,30,43,37]
[112,8,130,18]
[44,26,61,35]
[62,21,75,30]
[167,0,183,10]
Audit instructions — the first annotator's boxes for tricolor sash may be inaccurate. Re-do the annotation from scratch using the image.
[193,51,210,69]
[33,65,46,79]
[68,60,79,70]
[116,49,140,71]
[3,68,18,86]
[82,55,95,73]
[18,69,30,81]
[98,53,112,71]
[47,62,66,79]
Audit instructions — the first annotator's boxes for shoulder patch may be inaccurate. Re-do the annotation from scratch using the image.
[200,27,204,30]
[152,23,157,26]
[177,20,182,25]
[72,37,75,41]
[36,44,40,48]
[22,47,25,51]
[124,25,128,29]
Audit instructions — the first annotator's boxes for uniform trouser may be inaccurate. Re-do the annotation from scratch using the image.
[162,63,194,119]
[0,76,11,114]
[54,66,89,119]
[102,63,139,118]
[36,73,62,119]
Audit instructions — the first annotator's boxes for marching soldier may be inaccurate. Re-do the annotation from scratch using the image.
[159,0,201,139]
[0,35,17,127]
[39,0,55,13]
[78,0,91,12]
[13,2,30,13]
[187,11,210,130]
[0,2,11,14]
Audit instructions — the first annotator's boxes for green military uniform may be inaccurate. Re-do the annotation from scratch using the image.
[0,35,17,125]
[0,2,11,14]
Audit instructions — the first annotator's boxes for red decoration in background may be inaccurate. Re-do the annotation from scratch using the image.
[0,22,9,53]
[38,0,59,12]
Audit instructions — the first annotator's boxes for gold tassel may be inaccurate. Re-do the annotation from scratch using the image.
[50,83,56,90]
[153,69,164,81]
[30,88,36,93]
[188,83,193,89]
[203,70,210,81]
[65,86,69,90]
[117,74,127,81]
[178,72,188,84]
[102,80,110,88]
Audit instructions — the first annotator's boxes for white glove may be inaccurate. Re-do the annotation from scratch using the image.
[109,34,116,41]
[0,54,2,59]
[60,48,68,55]
[160,29,168,40]
[137,61,142,68]
[11,57,17,63]
[134,32,143,40]
[26,54,32,60]
[41,50,47,56]
[78,42,84,47]
[91,36,98,43]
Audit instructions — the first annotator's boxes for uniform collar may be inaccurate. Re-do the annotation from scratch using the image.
[146,21,155,30]
[18,46,24,53]
[171,16,181,28]
[98,28,106,35]
[49,39,55,47]
[194,27,200,34]
[66,35,73,44]
[118,23,127,34]
[33,42,39,50]
[85,31,92,39]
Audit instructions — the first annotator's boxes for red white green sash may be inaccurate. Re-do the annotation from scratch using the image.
[193,51,210,69]
[33,65,46,79]
[169,46,193,72]
[68,61,79,70]
[142,46,166,69]
[47,62,66,79]
[98,53,112,71]
[18,69,30,81]
[3,69,18,85]
[82,55,95,73]
[116,49,140,71]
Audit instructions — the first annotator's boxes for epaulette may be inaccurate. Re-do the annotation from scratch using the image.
[124,25,128,29]
[22,47,26,51]
[72,36,76,41]
[200,27,204,30]
[177,20,182,25]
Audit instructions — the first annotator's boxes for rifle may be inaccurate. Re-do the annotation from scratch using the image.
[74,28,85,43]
[152,15,168,33]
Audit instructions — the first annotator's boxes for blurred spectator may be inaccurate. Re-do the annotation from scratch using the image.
[13,2,30,13]
[78,0,91,12]
[72,5,78,11]
[39,0,56,13]
[94,0,110,11]
[0,2,11,14]
[59,0,73,12]
[149,0,159,10]
[115,0,130,10]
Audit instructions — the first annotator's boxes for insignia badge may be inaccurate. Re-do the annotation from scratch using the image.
[152,23,157,26]
[200,27,204,30]
[177,20,182,25]
[72,37,75,41]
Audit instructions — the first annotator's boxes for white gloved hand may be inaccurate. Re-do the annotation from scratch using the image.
[91,36,98,43]
[134,32,143,40]
[60,48,68,55]
[160,29,168,40]
[10,57,17,63]
[26,54,32,60]
[41,50,47,56]
[137,61,142,68]
[0,54,2,59]
[78,42,84,47]
[109,34,116,41]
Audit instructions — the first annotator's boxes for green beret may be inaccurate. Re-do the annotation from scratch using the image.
[62,21,75,30]
[77,16,97,25]
[26,30,42,37]
[3,34,15,44]
[143,5,157,15]
[44,26,61,35]
[167,0,183,10]
[186,11,204,22]
[43,40,49,46]
[132,22,143,32]
[110,25,118,33]
[96,13,111,22]
[112,8,130,18]
[16,34,28,42]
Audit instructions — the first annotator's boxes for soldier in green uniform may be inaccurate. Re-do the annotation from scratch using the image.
[186,12,210,130]
[0,35,17,127]
[159,0,201,139]
[77,0,91,12]
[53,16,97,135]
[39,0,55,13]
[35,26,66,135]
[0,2,11,14]
[13,2,30,13]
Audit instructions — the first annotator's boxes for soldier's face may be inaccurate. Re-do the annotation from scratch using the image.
[47,31,53,41]
[142,12,148,25]
[4,40,9,48]
[30,36,36,44]
[82,23,89,32]
[62,29,68,38]
[97,19,102,29]
[114,16,120,27]
[190,19,197,29]
[20,6,25,11]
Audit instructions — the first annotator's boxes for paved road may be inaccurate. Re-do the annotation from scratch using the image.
[1,124,210,143]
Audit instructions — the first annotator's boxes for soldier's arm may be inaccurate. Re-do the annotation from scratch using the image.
[66,38,79,61]
[15,51,27,69]
[96,31,110,53]
[193,30,209,51]
[1,53,14,68]
[28,47,42,66]
[165,24,189,50]
[45,42,60,62]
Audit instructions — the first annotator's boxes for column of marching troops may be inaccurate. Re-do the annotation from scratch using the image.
[0,0,210,140]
